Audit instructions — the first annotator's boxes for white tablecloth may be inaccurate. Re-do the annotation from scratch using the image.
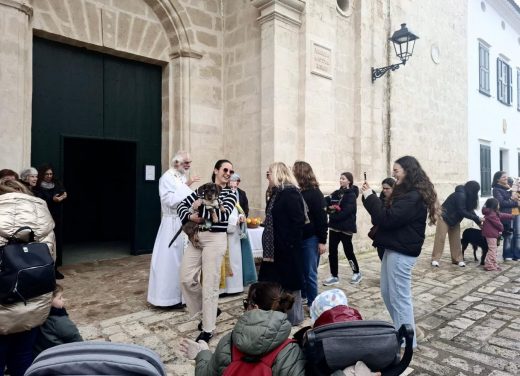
[247,227,264,258]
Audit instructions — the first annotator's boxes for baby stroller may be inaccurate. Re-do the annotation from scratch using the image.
[302,320,414,376]
[24,341,167,376]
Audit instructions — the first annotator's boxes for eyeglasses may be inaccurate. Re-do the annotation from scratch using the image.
[266,171,271,177]
[44,173,54,176]
[223,168,235,174]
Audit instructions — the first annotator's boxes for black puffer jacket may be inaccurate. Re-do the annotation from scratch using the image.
[326,186,358,233]
[441,185,481,226]
[362,190,427,257]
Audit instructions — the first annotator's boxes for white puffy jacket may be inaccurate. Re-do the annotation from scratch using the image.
[0,192,55,335]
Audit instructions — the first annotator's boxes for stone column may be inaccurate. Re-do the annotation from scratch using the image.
[0,0,33,171]
[251,0,305,177]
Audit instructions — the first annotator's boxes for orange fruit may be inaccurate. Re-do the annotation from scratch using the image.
[246,218,251,224]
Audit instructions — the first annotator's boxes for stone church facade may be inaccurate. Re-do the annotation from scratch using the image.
[0,0,467,248]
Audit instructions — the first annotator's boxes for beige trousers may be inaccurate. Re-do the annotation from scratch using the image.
[431,217,463,263]
[180,231,227,332]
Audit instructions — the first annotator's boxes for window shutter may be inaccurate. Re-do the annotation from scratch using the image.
[497,58,500,100]
[508,65,513,104]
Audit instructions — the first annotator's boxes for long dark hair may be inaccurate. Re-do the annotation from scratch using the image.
[391,156,440,225]
[341,172,353,189]
[36,164,60,187]
[491,171,507,188]
[293,161,319,190]
[211,159,232,183]
[464,180,480,210]
[246,282,294,313]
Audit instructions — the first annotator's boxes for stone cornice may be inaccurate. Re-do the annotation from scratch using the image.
[251,0,305,27]
[169,49,203,60]
[0,0,32,18]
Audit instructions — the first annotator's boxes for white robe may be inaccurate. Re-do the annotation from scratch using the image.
[147,169,193,306]
[222,207,244,294]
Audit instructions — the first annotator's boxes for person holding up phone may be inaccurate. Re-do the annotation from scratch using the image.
[34,164,68,279]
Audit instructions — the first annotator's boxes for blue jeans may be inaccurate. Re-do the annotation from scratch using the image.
[0,328,38,376]
[510,216,520,260]
[301,236,320,306]
[503,232,513,260]
[380,249,417,348]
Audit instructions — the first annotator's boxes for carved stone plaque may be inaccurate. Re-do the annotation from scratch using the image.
[311,42,332,79]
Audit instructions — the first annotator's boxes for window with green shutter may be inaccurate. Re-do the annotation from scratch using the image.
[480,144,491,196]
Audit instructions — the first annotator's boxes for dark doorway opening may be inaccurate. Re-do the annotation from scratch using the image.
[63,137,136,263]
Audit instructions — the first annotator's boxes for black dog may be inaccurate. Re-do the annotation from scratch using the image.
[461,228,488,265]
[182,183,223,249]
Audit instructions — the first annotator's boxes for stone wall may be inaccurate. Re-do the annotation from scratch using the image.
[222,0,262,211]
[0,0,32,172]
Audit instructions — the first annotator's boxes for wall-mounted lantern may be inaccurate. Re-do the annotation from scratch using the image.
[372,23,419,82]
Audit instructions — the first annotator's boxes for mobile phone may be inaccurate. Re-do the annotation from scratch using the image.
[364,172,367,181]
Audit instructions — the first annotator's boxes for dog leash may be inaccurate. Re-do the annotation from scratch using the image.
[168,228,183,248]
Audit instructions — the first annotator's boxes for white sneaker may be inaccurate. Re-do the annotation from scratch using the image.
[431,260,439,267]
[458,261,466,267]
[504,258,513,261]
[351,273,363,284]
[323,276,339,286]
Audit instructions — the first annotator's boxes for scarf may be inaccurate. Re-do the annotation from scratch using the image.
[262,184,308,262]
[40,181,55,189]
[262,186,279,262]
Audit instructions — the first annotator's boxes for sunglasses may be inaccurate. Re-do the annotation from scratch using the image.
[222,168,235,175]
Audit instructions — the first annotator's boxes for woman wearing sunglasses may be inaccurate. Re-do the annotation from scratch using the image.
[178,160,237,344]
[180,282,306,375]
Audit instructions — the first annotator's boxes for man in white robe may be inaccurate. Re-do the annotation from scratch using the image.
[147,151,199,307]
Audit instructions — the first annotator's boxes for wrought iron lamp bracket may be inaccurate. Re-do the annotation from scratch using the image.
[371,62,405,82]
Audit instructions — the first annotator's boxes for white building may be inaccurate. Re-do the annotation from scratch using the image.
[468,0,520,196]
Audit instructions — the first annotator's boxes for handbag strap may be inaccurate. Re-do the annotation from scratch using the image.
[9,226,35,243]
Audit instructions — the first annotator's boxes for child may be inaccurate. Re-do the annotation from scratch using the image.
[34,284,83,355]
[482,198,513,271]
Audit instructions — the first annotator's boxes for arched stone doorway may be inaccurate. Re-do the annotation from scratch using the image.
[26,0,201,259]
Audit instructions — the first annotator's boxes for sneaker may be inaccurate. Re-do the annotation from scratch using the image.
[504,258,513,261]
[350,273,363,284]
[195,331,213,343]
[198,308,222,331]
[431,260,439,267]
[323,276,339,286]
[458,261,466,267]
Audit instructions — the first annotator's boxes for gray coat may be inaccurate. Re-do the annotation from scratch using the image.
[195,310,306,376]
[34,307,83,355]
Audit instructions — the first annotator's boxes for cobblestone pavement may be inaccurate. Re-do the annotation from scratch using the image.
[60,235,520,375]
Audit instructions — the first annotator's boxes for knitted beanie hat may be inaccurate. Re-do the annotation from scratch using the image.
[310,289,348,324]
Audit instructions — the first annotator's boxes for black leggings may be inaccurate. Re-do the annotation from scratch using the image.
[328,230,359,276]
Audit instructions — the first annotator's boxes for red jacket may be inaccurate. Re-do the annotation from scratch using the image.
[482,208,513,238]
[314,305,363,328]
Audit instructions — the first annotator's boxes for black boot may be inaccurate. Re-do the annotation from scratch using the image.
[55,268,64,280]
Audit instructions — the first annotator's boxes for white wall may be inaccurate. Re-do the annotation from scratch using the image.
[468,0,520,194]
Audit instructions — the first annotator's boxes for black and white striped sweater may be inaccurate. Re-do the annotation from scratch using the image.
[178,187,237,232]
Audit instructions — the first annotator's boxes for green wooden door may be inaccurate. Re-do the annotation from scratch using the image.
[32,37,162,254]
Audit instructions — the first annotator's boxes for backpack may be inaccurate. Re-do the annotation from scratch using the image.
[223,338,295,376]
[0,226,55,305]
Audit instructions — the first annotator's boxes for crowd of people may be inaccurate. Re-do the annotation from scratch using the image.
[2,153,519,374]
